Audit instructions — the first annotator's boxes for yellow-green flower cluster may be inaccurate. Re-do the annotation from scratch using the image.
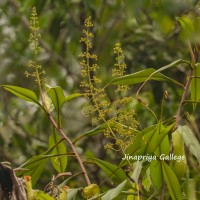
[112,43,127,77]
[102,43,138,150]
[80,18,138,151]
[25,7,45,86]
[29,7,42,55]
[80,17,110,124]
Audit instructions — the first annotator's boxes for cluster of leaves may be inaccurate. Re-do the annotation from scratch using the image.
[1,2,200,200]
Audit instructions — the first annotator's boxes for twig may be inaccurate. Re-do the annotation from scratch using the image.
[174,68,193,129]
[138,175,142,200]
[48,114,91,186]
[174,42,195,129]
[159,182,166,200]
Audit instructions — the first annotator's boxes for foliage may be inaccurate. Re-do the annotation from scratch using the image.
[1,1,200,200]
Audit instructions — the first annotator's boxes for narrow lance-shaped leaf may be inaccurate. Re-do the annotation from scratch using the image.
[186,179,197,200]
[73,122,137,144]
[16,155,50,186]
[178,16,195,38]
[149,132,170,189]
[120,123,173,168]
[102,180,127,200]
[126,123,173,157]
[66,188,80,200]
[150,160,163,189]
[2,85,40,106]
[73,123,109,144]
[190,63,200,110]
[149,133,170,189]
[86,157,130,186]
[144,122,174,155]
[34,191,55,200]
[130,161,143,183]
[16,139,66,186]
[140,122,163,155]
[47,86,84,127]
[159,135,170,155]
[120,125,157,167]
[47,86,65,127]
[177,125,200,163]
[64,93,84,102]
[47,86,65,111]
[109,66,184,87]
[172,130,187,179]
[162,161,182,200]
[49,128,67,173]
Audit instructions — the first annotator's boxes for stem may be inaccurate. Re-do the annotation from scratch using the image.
[48,114,91,185]
[159,182,166,200]
[174,68,193,129]
[138,175,142,200]
[175,43,195,129]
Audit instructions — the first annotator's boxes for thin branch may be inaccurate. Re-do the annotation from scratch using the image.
[48,114,91,186]
[174,43,195,129]
[138,175,142,200]
[174,42,196,129]
[159,182,166,200]
[174,68,193,129]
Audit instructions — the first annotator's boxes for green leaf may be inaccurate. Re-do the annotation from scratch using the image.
[145,122,174,156]
[47,86,84,127]
[162,161,182,200]
[149,133,170,189]
[139,124,162,155]
[73,123,109,144]
[16,139,65,186]
[121,125,156,166]
[178,16,195,38]
[64,93,84,102]
[121,123,173,168]
[190,63,200,110]
[2,85,40,105]
[172,130,187,179]
[67,188,80,200]
[159,135,170,155]
[34,191,55,200]
[49,128,67,173]
[109,68,183,87]
[150,160,163,189]
[177,125,200,163]
[47,86,65,127]
[16,155,50,186]
[73,122,137,144]
[102,180,127,200]
[86,157,129,185]
[178,16,195,32]
[47,86,65,112]
[130,161,143,183]
[186,179,197,200]
[47,86,84,111]
[124,123,173,158]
